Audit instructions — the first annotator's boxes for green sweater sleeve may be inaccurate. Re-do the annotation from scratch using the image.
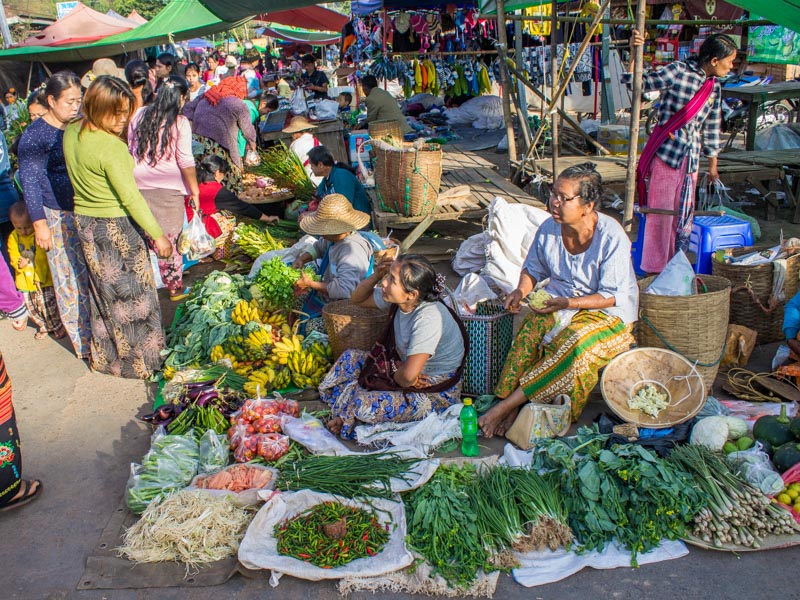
[103,141,163,239]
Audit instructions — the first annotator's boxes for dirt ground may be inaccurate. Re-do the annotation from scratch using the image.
[2,147,799,598]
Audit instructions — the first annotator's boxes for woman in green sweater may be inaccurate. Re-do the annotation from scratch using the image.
[63,76,172,379]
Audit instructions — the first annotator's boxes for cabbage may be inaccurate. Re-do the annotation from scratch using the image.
[690,416,730,451]
[722,416,748,440]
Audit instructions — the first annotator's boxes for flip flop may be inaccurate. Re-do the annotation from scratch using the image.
[0,479,42,512]
[169,287,192,302]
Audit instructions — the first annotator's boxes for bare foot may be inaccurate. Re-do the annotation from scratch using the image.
[495,406,520,437]
[52,327,66,340]
[326,417,343,436]
[11,319,26,332]
[34,330,47,340]
[479,401,513,438]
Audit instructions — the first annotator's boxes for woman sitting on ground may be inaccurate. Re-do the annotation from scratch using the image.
[291,194,374,329]
[479,163,638,438]
[321,253,466,439]
[187,155,278,259]
[307,145,371,216]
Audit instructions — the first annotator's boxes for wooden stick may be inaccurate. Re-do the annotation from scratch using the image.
[495,0,517,164]
[623,0,646,233]
[550,0,559,178]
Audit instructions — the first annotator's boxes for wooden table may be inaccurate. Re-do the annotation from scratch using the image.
[241,191,295,206]
[260,119,348,164]
[368,149,546,250]
[721,82,800,151]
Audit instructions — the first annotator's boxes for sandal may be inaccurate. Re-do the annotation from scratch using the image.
[0,479,42,512]
[34,330,48,340]
[169,287,192,302]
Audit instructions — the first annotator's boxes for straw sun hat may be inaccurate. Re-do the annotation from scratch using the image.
[81,58,126,88]
[282,115,317,134]
[300,194,370,236]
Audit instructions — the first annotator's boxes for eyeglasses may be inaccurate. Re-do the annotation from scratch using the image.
[549,192,582,206]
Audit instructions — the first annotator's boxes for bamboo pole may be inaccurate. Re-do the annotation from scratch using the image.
[550,0,559,178]
[623,0,647,233]
[495,0,517,163]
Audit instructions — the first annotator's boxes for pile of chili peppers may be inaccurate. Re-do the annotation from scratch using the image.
[275,501,390,568]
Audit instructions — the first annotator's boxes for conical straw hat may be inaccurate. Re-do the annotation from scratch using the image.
[299,194,371,236]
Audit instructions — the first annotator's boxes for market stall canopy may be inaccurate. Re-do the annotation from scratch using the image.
[127,10,148,24]
[262,25,340,45]
[19,2,137,46]
[351,0,478,14]
[106,9,144,27]
[256,5,348,31]
[725,0,800,33]
[480,0,567,14]
[0,0,247,61]
[198,0,320,23]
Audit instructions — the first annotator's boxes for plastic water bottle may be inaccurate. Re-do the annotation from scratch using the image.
[460,398,479,457]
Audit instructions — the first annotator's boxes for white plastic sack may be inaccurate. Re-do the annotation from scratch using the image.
[355,404,463,455]
[444,95,504,129]
[451,274,497,315]
[290,88,308,115]
[513,539,689,587]
[238,490,413,581]
[645,251,696,296]
[316,99,339,121]
[727,442,785,496]
[249,234,317,278]
[482,196,550,293]
[452,232,488,275]
[755,124,800,151]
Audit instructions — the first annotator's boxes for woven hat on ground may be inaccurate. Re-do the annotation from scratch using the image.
[81,58,125,88]
[300,194,370,235]
[282,115,317,134]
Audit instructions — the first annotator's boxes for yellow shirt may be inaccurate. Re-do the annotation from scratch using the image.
[7,230,52,291]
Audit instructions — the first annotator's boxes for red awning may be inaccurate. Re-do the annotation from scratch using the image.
[19,2,135,46]
[256,5,348,32]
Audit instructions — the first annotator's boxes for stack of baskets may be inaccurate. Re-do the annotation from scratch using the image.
[373,140,443,217]
[711,246,800,344]
[322,300,390,360]
[636,275,731,393]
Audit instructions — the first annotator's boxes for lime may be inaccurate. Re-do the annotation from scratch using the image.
[794,502,800,513]
[789,483,800,492]
[788,489,799,500]
[778,493,792,505]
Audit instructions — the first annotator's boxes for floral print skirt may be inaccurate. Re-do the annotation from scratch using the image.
[193,134,243,194]
[0,353,22,507]
[494,310,634,421]
[319,349,462,439]
[75,215,165,379]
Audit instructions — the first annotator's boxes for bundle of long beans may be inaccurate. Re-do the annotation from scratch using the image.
[669,445,800,548]
[250,143,315,203]
[277,453,422,500]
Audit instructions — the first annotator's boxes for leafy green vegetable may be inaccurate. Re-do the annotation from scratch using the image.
[252,257,316,312]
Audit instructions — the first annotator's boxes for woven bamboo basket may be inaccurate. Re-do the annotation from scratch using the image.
[368,119,403,141]
[711,246,800,344]
[373,142,443,217]
[322,300,390,360]
[635,275,731,393]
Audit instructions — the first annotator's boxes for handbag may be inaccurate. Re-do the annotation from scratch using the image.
[505,394,572,450]
[358,301,470,393]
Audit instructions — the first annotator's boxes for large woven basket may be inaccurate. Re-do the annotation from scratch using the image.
[373,142,443,217]
[711,246,800,344]
[461,302,514,396]
[322,300,390,360]
[636,275,731,393]
[369,119,403,141]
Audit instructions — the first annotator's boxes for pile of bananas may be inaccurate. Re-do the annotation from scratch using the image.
[243,364,292,397]
[231,299,262,326]
[269,334,305,365]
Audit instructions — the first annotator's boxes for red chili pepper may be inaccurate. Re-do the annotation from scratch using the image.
[322,565,332,569]
[362,533,369,541]
[366,547,376,556]
[297,553,311,559]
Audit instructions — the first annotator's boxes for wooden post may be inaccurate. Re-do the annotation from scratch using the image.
[623,0,647,232]
[550,0,558,178]
[495,0,517,163]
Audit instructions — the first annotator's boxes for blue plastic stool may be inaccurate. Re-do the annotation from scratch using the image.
[631,213,647,276]
[688,215,753,274]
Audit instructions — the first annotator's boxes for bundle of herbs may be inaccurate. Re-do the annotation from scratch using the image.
[532,426,705,565]
[277,452,422,500]
[275,501,390,568]
[668,444,800,548]
[234,222,284,259]
[250,143,315,203]
[404,464,491,589]
[251,257,318,312]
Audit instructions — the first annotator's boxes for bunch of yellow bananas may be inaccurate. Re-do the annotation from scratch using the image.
[270,334,304,365]
[309,341,333,365]
[231,299,261,325]
[243,366,278,397]
[234,363,254,377]
[210,345,225,362]
[286,349,329,389]
[273,367,292,390]
[262,310,288,329]
[246,329,273,353]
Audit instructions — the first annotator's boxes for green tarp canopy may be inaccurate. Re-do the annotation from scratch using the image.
[726,0,800,32]
[480,0,566,14]
[0,0,248,62]
[262,25,339,45]
[199,0,318,24]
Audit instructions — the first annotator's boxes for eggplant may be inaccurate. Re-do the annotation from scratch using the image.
[195,390,220,408]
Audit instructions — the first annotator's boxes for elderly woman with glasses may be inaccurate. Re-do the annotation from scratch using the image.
[479,163,639,438]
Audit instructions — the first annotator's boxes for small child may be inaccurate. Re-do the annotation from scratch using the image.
[7,202,64,340]
[337,92,352,118]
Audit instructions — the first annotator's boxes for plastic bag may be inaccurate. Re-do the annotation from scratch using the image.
[125,427,200,514]
[645,251,696,296]
[257,433,290,462]
[188,463,278,507]
[249,235,317,278]
[244,149,261,167]
[290,88,308,115]
[728,442,785,496]
[177,211,215,261]
[199,429,230,474]
[450,273,497,315]
[316,99,339,121]
[280,414,350,455]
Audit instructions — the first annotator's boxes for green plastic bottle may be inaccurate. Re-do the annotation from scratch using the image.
[460,398,479,457]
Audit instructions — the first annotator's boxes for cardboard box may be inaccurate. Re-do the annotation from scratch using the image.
[597,124,647,155]
[348,132,372,164]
